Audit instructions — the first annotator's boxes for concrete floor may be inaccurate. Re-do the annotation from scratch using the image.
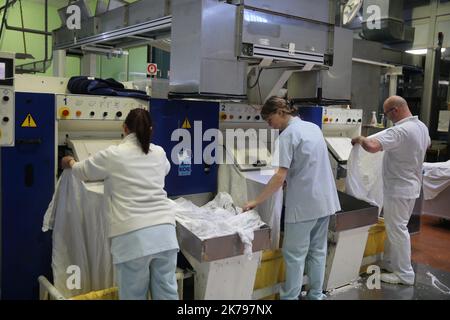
[326,263,450,300]
[326,215,450,300]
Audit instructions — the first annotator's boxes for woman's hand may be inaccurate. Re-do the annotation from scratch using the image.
[242,200,258,212]
[61,156,76,169]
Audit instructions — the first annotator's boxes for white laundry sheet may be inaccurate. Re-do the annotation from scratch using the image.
[345,135,384,214]
[68,139,122,161]
[42,170,113,298]
[218,162,282,249]
[345,134,450,214]
[174,192,266,256]
[422,160,450,200]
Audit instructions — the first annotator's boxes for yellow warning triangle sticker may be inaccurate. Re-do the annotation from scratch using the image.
[182,117,191,129]
[21,114,37,128]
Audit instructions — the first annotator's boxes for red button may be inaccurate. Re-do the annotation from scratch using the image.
[76,111,82,117]
[62,109,70,117]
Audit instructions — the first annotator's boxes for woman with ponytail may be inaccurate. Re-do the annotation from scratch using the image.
[243,96,341,300]
[61,108,179,300]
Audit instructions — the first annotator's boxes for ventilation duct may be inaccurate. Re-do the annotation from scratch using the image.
[361,0,414,44]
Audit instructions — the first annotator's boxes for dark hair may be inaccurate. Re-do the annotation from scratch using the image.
[124,108,152,154]
[261,96,297,120]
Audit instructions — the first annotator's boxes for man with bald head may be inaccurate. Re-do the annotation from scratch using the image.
[352,95,430,285]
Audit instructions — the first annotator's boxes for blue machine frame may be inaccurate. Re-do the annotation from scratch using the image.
[1,92,54,299]
[150,99,219,196]
[0,94,219,299]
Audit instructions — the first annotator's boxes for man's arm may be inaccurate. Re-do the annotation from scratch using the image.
[351,136,383,153]
[242,167,288,211]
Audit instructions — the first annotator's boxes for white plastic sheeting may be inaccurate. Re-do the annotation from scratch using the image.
[345,139,384,214]
[174,192,265,256]
[42,170,114,298]
[422,160,450,200]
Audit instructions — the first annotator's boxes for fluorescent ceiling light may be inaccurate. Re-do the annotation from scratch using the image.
[244,11,268,23]
[406,48,447,55]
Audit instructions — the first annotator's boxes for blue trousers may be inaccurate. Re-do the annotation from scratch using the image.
[115,249,179,300]
[281,216,330,300]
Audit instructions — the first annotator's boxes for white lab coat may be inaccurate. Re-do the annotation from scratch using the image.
[376,116,430,199]
[274,117,341,222]
[72,133,177,237]
[348,116,430,284]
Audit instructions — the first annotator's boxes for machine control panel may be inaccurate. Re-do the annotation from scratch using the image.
[55,94,148,120]
[219,103,265,123]
[0,53,15,146]
[323,108,363,124]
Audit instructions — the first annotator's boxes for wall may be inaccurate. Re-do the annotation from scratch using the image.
[0,0,80,77]
[83,0,149,80]
[407,1,450,49]
[351,39,383,124]
[128,46,148,80]
[98,46,148,81]
[152,47,170,79]
[406,0,450,128]
[0,1,150,81]
[347,1,450,125]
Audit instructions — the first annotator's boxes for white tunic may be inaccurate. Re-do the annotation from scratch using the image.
[273,117,341,223]
[375,116,430,199]
[72,133,177,237]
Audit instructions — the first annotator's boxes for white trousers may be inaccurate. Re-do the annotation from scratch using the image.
[383,196,416,284]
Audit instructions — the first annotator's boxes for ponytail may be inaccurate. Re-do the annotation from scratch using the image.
[261,96,297,120]
[124,108,152,154]
[286,99,298,116]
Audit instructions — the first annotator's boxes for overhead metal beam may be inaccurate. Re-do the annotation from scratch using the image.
[54,16,172,50]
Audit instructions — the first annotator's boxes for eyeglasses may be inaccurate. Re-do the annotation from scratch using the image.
[383,107,397,116]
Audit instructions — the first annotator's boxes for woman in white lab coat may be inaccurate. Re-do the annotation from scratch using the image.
[243,96,341,300]
[61,108,179,300]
